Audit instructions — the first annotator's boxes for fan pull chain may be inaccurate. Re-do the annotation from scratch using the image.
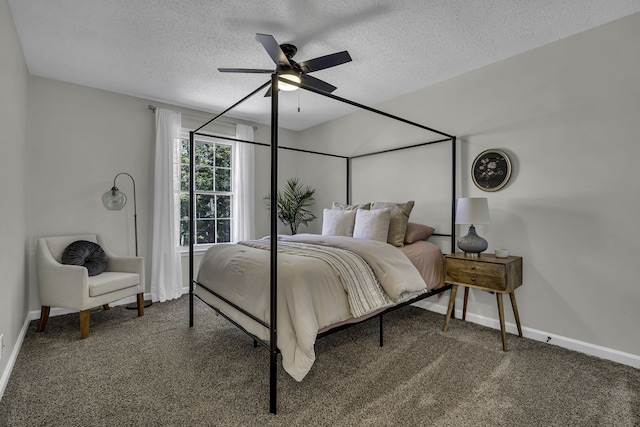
[297,89,301,113]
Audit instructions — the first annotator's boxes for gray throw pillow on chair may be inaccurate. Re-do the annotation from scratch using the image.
[61,240,108,276]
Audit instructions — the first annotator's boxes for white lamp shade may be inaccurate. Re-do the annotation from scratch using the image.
[455,198,490,225]
[102,188,127,210]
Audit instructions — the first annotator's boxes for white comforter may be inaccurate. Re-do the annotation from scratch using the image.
[195,234,427,381]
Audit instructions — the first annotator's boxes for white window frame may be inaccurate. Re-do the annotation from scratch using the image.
[179,130,236,252]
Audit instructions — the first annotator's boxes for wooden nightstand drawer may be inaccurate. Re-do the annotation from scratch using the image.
[445,269,507,291]
[445,258,504,276]
[445,258,507,290]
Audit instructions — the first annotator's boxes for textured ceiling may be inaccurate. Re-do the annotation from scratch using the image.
[8,0,640,131]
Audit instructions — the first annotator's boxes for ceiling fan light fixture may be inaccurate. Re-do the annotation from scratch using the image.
[278,72,301,91]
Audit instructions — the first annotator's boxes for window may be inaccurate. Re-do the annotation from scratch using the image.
[179,132,233,247]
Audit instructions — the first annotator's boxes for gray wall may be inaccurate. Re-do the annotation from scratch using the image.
[0,0,29,389]
[295,13,640,358]
[3,2,639,391]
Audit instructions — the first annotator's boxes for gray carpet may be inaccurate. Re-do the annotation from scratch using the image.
[1,296,638,426]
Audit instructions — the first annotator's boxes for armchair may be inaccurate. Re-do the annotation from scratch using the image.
[36,234,144,339]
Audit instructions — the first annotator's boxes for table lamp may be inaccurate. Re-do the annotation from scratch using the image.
[455,197,490,257]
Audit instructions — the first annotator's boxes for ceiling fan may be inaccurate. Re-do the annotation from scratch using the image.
[218,33,352,95]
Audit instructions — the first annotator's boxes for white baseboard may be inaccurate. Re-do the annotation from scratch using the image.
[413,300,640,369]
[0,313,31,401]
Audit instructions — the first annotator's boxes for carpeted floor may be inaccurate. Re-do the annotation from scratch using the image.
[1,296,638,426]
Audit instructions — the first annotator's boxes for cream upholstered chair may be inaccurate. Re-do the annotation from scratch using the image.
[36,234,144,339]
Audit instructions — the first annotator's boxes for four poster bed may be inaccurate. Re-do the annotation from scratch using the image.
[188,74,457,414]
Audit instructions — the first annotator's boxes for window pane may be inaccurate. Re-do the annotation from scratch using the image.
[180,220,189,246]
[217,219,231,243]
[181,139,189,163]
[216,195,231,218]
[180,194,189,220]
[215,144,231,168]
[181,165,190,191]
[195,142,213,166]
[195,167,214,191]
[215,168,231,192]
[197,220,215,244]
[196,195,214,218]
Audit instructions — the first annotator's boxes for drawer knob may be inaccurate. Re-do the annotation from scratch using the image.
[471,266,476,270]
[471,277,476,282]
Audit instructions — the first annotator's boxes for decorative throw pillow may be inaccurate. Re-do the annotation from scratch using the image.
[353,208,391,242]
[404,222,435,244]
[332,202,371,211]
[322,208,357,237]
[61,240,108,276]
[371,201,415,247]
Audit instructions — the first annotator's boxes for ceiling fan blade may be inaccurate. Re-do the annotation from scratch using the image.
[300,74,337,93]
[298,51,352,73]
[218,68,273,74]
[255,33,291,67]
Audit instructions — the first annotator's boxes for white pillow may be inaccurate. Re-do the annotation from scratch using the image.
[322,208,357,237]
[353,208,391,242]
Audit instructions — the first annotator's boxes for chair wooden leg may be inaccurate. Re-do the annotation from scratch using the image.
[102,304,111,310]
[37,306,51,332]
[79,310,90,339]
[137,293,144,317]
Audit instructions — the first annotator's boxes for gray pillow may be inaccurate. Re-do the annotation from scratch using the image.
[371,201,415,247]
[61,240,108,276]
[332,202,371,211]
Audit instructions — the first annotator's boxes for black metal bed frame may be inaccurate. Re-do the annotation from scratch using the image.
[188,74,457,414]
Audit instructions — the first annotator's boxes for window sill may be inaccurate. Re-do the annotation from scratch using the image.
[179,247,211,256]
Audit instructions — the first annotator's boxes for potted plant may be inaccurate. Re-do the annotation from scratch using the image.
[265,178,316,234]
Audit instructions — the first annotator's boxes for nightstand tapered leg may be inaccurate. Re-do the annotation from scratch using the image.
[462,287,469,321]
[509,292,523,337]
[443,285,458,332]
[496,293,507,351]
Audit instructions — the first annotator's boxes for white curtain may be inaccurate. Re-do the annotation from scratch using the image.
[232,124,255,242]
[151,108,183,302]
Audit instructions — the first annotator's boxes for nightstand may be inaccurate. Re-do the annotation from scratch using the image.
[442,252,523,351]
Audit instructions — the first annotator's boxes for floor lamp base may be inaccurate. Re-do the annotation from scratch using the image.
[126,300,153,310]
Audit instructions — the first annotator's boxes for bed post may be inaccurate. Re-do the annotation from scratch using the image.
[451,136,457,254]
[269,73,279,415]
[450,136,457,319]
[189,130,195,328]
[346,158,351,204]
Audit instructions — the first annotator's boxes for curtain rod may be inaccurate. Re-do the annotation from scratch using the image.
[147,104,257,131]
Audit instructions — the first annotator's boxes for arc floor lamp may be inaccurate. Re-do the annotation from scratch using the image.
[102,172,152,308]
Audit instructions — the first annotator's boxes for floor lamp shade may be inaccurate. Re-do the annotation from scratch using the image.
[102,188,127,210]
[456,198,490,256]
